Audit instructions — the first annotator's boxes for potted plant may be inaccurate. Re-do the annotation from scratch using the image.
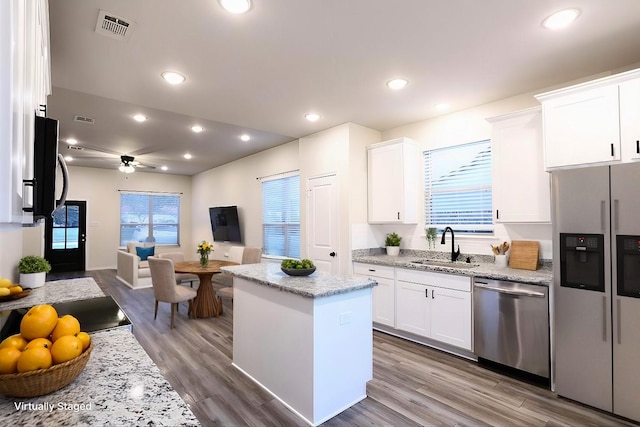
[18,255,52,288]
[385,232,402,256]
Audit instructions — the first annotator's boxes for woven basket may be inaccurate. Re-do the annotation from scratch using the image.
[0,341,93,398]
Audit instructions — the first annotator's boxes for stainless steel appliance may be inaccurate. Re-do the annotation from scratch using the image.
[553,164,640,422]
[473,279,550,378]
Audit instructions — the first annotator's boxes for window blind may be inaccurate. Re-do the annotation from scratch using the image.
[120,192,180,245]
[423,140,493,233]
[262,174,300,258]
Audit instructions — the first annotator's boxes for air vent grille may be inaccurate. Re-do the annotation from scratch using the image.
[74,115,95,124]
[95,10,136,41]
[67,146,85,151]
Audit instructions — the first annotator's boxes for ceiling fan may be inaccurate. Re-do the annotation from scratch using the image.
[65,144,156,173]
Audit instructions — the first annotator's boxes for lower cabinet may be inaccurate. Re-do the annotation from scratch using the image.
[354,262,473,352]
[353,263,395,327]
[395,268,472,351]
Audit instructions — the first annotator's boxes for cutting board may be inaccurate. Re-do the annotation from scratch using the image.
[508,240,539,271]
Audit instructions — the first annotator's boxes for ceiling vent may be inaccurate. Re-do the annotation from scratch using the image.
[95,10,136,41]
[74,115,95,124]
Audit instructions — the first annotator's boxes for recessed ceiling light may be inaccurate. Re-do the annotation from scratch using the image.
[435,103,450,112]
[305,113,320,122]
[240,134,251,142]
[184,153,192,160]
[387,78,408,90]
[66,138,77,145]
[191,125,204,133]
[161,71,186,85]
[64,156,73,162]
[219,0,251,14]
[161,166,168,171]
[132,114,147,122]
[542,8,580,29]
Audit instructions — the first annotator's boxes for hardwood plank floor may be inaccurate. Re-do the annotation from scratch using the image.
[49,270,638,427]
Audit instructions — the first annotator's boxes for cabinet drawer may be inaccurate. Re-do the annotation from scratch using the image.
[396,268,471,292]
[353,263,394,279]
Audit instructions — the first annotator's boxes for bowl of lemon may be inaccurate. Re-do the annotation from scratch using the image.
[0,304,93,397]
[281,259,316,276]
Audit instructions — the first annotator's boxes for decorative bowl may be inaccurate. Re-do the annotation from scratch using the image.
[281,267,316,277]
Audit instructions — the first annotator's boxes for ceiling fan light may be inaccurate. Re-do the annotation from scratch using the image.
[119,164,135,173]
[219,0,251,14]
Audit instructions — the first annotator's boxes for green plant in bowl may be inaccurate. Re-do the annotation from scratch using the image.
[281,259,316,276]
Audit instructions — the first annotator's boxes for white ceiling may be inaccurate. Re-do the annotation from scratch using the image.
[47,0,640,175]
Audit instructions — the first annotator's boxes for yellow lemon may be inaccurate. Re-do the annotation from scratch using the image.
[0,334,29,351]
[17,347,52,372]
[76,332,91,352]
[24,337,52,350]
[20,304,58,340]
[51,335,82,364]
[0,347,22,374]
[0,288,9,297]
[0,278,12,288]
[50,315,81,342]
[8,285,23,294]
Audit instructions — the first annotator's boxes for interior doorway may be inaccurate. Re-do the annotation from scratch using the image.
[307,174,339,274]
[45,200,86,272]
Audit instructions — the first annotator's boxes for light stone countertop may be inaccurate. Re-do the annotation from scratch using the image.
[0,277,106,311]
[221,262,377,298]
[353,253,552,286]
[0,328,199,426]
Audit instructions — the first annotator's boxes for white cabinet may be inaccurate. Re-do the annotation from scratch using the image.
[535,69,640,170]
[395,268,472,350]
[353,263,395,327]
[487,107,551,223]
[367,138,419,224]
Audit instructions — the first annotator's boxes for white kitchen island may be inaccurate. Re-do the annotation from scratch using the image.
[220,263,377,426]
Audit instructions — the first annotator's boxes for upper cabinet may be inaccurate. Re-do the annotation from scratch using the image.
[535,69,640,170]
[488,107,550,223]
[367,138,420,224]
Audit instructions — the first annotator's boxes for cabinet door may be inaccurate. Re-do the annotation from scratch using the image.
[543,85,620,169]
[371,276,395,327]
[619,78,640,162]
[430,287,472,350]
[395,281,430,337]
[491,108,550,222]
[368,143,404,223]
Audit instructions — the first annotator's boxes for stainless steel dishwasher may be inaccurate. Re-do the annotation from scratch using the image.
[473,279,550,379]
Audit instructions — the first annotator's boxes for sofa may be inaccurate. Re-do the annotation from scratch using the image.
[116,242,157,289]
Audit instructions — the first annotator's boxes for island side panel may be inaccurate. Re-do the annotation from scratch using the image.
[232,277,315,423]
[312,287,373,424]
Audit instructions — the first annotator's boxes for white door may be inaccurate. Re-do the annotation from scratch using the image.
[307,174,338,274]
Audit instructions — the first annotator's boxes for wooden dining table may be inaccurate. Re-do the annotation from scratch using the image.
[173,260,238,318]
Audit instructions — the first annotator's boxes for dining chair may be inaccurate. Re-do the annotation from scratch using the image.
[216,246,263,304]
[158,252,198,287]
[148,257,197,329]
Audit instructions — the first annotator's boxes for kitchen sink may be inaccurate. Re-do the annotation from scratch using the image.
[408,259,479,269]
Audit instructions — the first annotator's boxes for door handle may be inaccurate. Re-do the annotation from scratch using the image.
[600,201,606,233]
[614,199,619,232]
[617,298,622,345]
[329,252,336,257]
[603,296,608,342]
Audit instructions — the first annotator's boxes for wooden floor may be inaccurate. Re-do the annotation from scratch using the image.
[51,270,637,427]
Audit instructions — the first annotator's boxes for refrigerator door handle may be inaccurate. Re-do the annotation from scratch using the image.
[617,298,622,345]
[613,199,620,232]
[600,201,606,232]
[603,296,608,342]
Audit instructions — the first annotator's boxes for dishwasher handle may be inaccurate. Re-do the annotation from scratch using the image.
[474,282,546,298]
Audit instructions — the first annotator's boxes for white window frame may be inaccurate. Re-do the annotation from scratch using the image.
[261,172,300,258]
[423,140,493,234]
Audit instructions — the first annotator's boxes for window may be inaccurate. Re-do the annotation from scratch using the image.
[262,174,300,258]
[423,140,492,233]
[120,192,180,245]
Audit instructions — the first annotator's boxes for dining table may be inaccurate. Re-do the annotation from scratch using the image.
[173,260,238,318]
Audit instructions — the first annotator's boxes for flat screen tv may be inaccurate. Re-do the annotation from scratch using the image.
[209,206,242,243]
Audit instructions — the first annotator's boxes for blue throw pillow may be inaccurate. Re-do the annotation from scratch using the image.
[136,246,155,261]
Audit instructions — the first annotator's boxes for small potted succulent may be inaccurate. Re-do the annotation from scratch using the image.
[385,232,402,256]
[18,255,52,288]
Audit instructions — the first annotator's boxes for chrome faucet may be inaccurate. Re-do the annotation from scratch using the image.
[441,226,461,262]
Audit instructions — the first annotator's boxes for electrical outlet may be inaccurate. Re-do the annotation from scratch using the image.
[339,311,352,325]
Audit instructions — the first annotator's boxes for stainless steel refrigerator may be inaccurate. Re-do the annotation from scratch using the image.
[552,163,640,423]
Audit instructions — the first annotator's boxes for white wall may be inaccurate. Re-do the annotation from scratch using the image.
[191,140,300,260]
[63,166,193,269]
